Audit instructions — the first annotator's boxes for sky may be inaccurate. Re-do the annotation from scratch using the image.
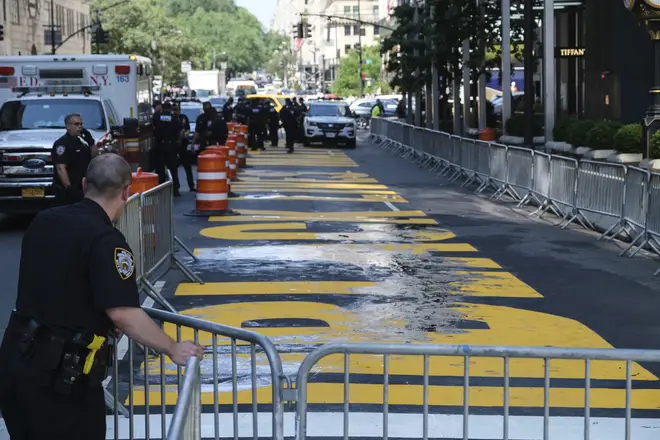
[235,0,277,29]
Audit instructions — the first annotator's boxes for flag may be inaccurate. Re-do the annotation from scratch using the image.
[294,38,304,52]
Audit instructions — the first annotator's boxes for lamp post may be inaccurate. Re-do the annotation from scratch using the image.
[625,0,660,157]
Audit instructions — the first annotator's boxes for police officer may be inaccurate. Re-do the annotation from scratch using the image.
[267,102,280,147]
[0,154,203,440]
[222,97,234,122]
[52,113,100,205]
[153,101,182,196]
[248,98,266,151]
[194,101,228,149]
[280,98,297,154]
[173,105,196,192]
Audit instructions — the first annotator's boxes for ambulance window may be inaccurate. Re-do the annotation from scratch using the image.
[103,100,119,126]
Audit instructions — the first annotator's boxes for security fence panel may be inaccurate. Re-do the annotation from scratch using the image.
[489,143,508,189]
[115,194,143,282]
[106,308,286,440]
[474,140,491,179]
[505,147,534,201]
[548,156,579,218]
[294,342,660,440]
[645,173,660,244]
[569,161,625,232]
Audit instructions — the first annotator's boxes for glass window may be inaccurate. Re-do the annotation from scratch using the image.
[0,99,106,131]
[10,0,19,25]
[344,6,350,16]
[353,25,359,35]
[344,25,351,36]
[103,100,118,126]
[352,5,359,16]
[360,27,366,36]
[374,25,380,35]
[307,104,348,117]
[180,106,202,121]
[373,5,379,17]
[344,44,351,55]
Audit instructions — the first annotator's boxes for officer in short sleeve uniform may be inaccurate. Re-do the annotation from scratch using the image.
[0,198,141,439]
[52,126,95,205]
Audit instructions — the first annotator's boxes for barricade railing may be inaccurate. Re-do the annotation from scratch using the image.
[293,342,660,440]
[115,181,203,313]
[369,118,660,273]
[106,308,286,440]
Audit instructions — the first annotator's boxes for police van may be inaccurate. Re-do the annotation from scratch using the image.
[0,54,154,214]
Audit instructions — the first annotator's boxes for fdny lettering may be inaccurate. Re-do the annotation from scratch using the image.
[160,115,172,122]
[18,77,40,87]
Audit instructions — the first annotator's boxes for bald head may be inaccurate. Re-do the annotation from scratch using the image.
[85,154,132,200]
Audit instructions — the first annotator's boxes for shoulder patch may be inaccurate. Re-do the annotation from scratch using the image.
[56,145,66,156]
[114,247,135,280]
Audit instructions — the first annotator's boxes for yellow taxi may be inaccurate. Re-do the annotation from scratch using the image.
[245,94,292,112]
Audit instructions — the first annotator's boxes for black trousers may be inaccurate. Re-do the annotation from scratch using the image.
[284,126,295,150]
[155,141,180,189]
[0,323,106,440]
[178,142,195,190]
[269,124,279,146]
[248,125,265,150]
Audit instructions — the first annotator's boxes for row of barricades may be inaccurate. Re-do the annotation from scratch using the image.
[186,123,250,217]
[369,117,660,274]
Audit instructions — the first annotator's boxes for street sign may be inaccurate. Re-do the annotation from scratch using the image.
[181,61,192,73]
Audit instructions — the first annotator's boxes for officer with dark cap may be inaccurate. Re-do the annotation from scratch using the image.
[153,101,182,196]
[0,154,203,440]
[194,101,228,150]
[280,98,297,153]
[267,102,280,147]
[222,97,234,123]
[247,98,266,151]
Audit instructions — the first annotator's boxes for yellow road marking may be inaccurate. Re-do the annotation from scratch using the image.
[234,194,408,203]
[450,271,543,298]
[210,209,434,223]
[199,222,456,242]
[240,171,371,178]
[234,188,401,195]
[232,182,390,190]
[129,383,660,408]
[193,243,479,256]
[238,177,380,183]
[241,162,359,167]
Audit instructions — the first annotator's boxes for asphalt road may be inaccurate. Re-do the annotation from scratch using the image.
[3,132,660,438]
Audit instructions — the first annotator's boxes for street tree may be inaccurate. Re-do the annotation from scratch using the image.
[333,45,389,97]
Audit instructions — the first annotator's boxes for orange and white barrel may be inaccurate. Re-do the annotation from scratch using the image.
[228,122,236,135]
[236,132,248,168]
[226,139,238,180]
[239,124,248,135]
[195,152,229,213]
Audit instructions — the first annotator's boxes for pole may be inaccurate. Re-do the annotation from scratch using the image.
[213,49,216,70]
[502,0,511,134]
[523,0,535,146]
[414,4,422,126]
[357,0,364,97]
[462,39,470,135]
[431,5,439,131]
[477,0,487,130]
[543,0,555,143]
[50,0,55,54]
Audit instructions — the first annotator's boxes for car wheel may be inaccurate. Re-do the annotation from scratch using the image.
[347,139,356,149]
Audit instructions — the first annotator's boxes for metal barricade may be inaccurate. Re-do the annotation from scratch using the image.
[106,308,286,440]
[294,342,660,440]
[472,140,491,193]
[115,194,143,282]
[547,156,579,223]
[140,182,203,312]
[567,160,625,232]
[488,143,508,198]
[167,356,201,440]
[609,167,650,249]
[504,147,534,202]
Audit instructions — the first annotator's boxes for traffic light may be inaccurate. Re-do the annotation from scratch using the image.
[304,23,312,38]
[354,43,361,52]
[0,25,4,42]
[92,28,110,45]
[292,22,303,39]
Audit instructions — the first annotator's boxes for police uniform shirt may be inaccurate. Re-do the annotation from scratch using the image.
[268,106,279,125]
[281,105,296,127]
[153,111,182,143]
[195,113,209,136]
[15,199,140,336]
[179,113,191,133]
[51,132,94,190]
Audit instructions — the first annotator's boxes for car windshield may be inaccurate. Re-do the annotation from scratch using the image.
[194,90,212,98]
[307,104,347,117]
[209,97,226,107]
[181,107,202,121]
[0,98,106,131]
[277,98,287,106]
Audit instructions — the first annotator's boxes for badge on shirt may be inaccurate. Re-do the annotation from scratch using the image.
[115,248,135,280]
[56,145,65,156]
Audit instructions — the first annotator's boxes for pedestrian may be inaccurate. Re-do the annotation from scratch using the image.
[173,105,196,192]
[371,99,385,117]
[267,102,280,147]
[395,99,405,119]
[52,113,101,206]
[222,97,234,123]
[0,154,203,440]
[280,98,297,154]
[153,101,182,196]
[194,101,228,149]
[248,98,266,151]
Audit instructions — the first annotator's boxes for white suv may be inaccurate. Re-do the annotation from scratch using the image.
[303,102,356,149]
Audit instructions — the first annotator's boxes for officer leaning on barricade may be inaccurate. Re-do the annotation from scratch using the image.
[0,154,203,440]
[52,113,101,206]
[153,101,182,196]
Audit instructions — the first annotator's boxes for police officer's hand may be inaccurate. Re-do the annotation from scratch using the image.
[168,341,204,366]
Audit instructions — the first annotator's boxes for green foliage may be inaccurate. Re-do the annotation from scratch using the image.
[586,120,622,150]
[613,124,643,154]
[553,118,577,142]
[90,0,277,83]
[650,130,660,159]
[333,46,389,97]
[568,120,596,147]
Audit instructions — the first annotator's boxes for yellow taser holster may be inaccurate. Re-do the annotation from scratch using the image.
[83,335,106,375]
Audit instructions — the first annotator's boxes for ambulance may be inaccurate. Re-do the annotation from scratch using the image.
[0,54,154,214]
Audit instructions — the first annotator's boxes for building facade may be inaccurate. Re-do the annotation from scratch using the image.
[1,0,90,56]
[272,0,380,91]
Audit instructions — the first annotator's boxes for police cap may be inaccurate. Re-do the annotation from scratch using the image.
[162,101,173,111]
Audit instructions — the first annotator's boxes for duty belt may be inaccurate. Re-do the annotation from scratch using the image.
[10,310,112,393]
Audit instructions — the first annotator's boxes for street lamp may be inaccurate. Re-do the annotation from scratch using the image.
[625,0,660,157]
